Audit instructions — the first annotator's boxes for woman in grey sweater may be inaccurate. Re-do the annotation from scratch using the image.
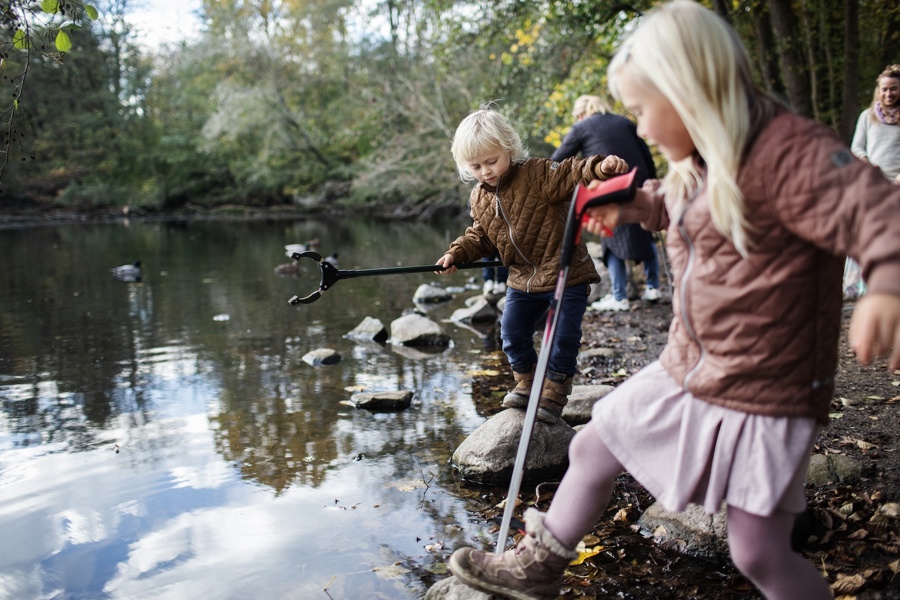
[851,64,900,183]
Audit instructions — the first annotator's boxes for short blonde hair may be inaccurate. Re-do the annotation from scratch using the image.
[573,95,610,119]
[609,0,769,256]
[451,104,528,182]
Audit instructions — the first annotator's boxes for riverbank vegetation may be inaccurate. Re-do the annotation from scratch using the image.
[1,0,898,218]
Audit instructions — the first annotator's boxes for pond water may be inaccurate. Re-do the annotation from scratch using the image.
[0,216,506,599]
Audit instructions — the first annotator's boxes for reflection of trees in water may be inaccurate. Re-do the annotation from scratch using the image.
[210,385,337,494]
[0,225,155,449]
[207,335,484,498]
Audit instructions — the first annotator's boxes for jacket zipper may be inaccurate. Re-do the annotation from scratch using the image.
[494,182,538,292]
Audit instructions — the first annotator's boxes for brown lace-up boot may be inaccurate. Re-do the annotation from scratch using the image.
[449,508,577,600]
[501,364,535,409]
[537,371,573,424]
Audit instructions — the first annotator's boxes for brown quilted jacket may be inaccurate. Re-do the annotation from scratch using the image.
[619,110,900,424]
[446,157,607,293]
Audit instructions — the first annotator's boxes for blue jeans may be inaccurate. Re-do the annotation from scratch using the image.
[608,244,659,301]
[482,253,508,283]
[500,284,589,377]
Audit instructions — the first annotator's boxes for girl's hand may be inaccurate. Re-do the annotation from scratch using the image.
[599,155,629,177]
[583,178,622,236]
[583,205,619,237]
[849,293,900,370]
[435,254,457,275]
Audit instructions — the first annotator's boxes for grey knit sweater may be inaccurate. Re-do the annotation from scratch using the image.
[851,108,900,181]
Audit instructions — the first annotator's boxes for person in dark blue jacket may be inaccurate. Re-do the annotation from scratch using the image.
[552,95,661,311]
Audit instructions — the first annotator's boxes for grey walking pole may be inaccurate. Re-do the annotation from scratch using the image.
[494,169,638,553]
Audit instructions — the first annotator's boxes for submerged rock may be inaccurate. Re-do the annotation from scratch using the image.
[345,390,414,412]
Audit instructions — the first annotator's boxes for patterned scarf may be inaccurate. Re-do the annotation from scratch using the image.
[874,101,900,125]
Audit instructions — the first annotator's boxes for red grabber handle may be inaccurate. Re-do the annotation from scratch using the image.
[573,167,638,244]
[558,169,638,271]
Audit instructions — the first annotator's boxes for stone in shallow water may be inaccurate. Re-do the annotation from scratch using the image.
[345,390,414,412]
[301,348,341,366]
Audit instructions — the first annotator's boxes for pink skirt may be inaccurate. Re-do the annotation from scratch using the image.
[591,361,819,516]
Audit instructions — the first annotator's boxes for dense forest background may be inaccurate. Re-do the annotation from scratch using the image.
[0,0,898,218]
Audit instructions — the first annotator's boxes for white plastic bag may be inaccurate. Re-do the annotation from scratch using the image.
[843,258,867,300]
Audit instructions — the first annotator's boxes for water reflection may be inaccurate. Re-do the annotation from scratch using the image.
[0,217,495,598]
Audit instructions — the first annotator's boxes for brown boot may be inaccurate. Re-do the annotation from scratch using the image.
[449,508,577,600]
[537,371,572,424]
[502,365,535,409]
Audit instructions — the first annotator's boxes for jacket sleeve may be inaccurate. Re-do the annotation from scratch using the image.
[617,185,670,232]
[447,189,496,263]
[850,110,869,160]
[761,115,900,297]
[542,155,608,197]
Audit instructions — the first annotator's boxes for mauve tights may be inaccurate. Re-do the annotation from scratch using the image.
[543,426,833,600]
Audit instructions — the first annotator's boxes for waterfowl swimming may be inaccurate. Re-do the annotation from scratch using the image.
[111,261,142,282]
[273,251,338,277]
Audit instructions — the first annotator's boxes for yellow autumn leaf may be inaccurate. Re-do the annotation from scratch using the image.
[570,545,602,565]
[468,369,500,377]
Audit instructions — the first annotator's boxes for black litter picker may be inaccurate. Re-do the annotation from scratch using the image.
[287,256,502,305]
[494,168,637,553]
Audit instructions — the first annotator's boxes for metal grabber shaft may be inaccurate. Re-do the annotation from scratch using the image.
[495,169,637,553]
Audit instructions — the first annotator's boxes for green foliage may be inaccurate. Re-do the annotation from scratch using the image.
[0,0,100,184]
[2,0,899,213]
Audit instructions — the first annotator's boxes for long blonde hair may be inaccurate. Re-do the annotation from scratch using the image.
[609,0,773,256]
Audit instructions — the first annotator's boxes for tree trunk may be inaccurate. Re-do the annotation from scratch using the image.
[840,0,860,143]
[767,0,814,116]
[751,3,785,98]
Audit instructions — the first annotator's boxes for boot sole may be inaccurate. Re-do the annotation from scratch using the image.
[449,551,555,600]
[501,394,528,409]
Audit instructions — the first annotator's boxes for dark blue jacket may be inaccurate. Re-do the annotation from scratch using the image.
[551,112,658,262]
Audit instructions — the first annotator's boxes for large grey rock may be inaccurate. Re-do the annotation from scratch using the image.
[637,502,729,560]
[806,453,862,486]
[424,576,490,599]
[344,316,388,343]
[452,409,574,485]
[390,314,451,347]
[562,384,616,426]
[635,456,862,561]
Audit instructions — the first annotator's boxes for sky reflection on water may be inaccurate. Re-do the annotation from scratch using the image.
[0,218,496,599]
